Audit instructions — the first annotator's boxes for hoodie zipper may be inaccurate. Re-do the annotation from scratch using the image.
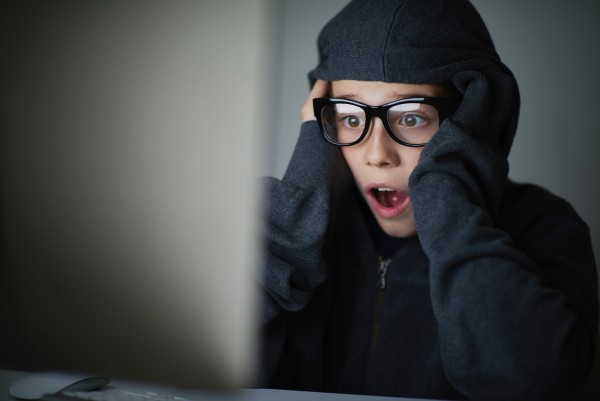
[366,256,391,392]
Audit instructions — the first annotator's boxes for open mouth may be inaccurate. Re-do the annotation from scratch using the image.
[371,187,407,208]
[367,186,411,219]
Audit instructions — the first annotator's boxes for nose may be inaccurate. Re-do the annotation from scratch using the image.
[364,118,400,168]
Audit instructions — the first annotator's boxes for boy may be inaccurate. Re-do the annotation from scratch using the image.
[260,1,598,400]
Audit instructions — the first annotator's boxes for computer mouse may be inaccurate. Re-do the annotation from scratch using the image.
[9,371,110,400]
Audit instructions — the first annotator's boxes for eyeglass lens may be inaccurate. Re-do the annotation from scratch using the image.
[321,102,441,145]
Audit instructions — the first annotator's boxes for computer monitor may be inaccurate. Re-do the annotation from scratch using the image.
[0,0,275,389]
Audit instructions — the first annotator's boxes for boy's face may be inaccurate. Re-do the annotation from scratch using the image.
[331,80,447,238]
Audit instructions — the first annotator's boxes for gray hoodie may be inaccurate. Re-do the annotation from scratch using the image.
[260,1,598,400]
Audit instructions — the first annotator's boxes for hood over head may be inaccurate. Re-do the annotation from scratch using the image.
[309,0,520,156]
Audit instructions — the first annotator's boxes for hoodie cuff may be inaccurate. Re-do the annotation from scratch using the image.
[282,121,346,190]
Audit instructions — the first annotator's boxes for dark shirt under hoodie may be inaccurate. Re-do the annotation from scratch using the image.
[259,1,599,400]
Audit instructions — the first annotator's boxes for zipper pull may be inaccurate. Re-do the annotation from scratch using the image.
[377,257,391,290]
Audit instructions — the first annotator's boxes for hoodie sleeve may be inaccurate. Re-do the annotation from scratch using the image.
[261,120,349,321]
[409,116,599,400]
[258,120,350,384]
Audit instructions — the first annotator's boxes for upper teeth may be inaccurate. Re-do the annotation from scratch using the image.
[376,187,394,192]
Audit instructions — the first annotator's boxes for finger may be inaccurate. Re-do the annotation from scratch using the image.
[309,79,329,99]
[302,80,330,122]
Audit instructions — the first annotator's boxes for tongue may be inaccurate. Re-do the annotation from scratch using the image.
[377,190,405,207]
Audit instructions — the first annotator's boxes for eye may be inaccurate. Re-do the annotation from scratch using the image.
[400,113,426,128]
[340,114,365,129]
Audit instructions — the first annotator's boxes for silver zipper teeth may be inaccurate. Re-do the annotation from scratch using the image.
[377,258,391,290]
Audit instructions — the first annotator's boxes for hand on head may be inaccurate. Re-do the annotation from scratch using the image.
[301,80,329,122]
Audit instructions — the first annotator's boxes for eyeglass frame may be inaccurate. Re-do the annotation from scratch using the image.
[313,96,457,147]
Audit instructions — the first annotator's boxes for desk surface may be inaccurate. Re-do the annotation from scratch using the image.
[1,370,443,401]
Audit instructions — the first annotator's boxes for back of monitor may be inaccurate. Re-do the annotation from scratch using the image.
[0,0,274,388]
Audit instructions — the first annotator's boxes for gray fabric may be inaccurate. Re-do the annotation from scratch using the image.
[260,123,598,399]
[409,117,598,398]
[261,122,349,323]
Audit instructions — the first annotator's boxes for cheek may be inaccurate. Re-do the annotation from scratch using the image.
[406,147,423,174]
[340,147,360,177]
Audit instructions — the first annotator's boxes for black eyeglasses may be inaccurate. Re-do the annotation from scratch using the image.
[313,97,456,147]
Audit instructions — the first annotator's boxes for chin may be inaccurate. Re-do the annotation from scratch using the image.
[377,217,418,238]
